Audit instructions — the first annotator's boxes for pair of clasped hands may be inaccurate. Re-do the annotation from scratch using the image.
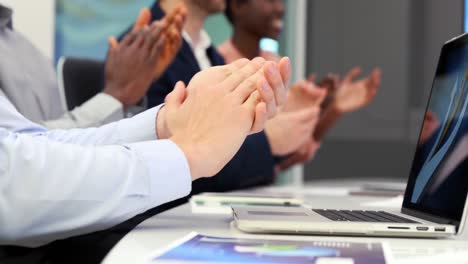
[158,57,292,181]
[102,4,290,181]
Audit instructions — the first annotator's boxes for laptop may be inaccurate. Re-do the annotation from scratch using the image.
[232,33,468,238]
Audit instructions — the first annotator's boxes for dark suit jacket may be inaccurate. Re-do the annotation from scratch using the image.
[139,2,276,196]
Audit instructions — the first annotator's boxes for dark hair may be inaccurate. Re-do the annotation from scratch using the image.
[225,0,249,24]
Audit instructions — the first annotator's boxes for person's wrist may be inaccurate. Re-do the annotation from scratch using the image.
[328,102,345,116]
[170,134,201,181]
[156,107,172,139]
[264,124,281,156]
[103,85,130,108]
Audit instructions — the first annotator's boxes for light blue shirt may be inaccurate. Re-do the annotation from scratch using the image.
[0,92,192,247]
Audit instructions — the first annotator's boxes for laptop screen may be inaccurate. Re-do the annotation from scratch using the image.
[403,34,468,225]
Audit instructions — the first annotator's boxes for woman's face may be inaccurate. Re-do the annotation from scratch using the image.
[234,0,285,40]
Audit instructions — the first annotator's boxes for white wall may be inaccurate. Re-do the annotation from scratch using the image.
[0,0,55,60]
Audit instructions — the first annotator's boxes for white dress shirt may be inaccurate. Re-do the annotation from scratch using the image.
[0,92,192,247]
[182,30,213,70]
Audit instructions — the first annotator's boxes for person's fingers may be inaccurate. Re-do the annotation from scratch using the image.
[145,21,166,59]
[207,59,250,83]
[150,35,167,63]
[298,81,327,106]
[165,81,187,109]
[106,37,118,62]
[166,4,186,31]
[165,3,184,24]
[122,31,139,47]
[128,26,149,48]
[256,77,277,118]
[134,28,148,49]
[232,68,264,103]
[343,67,362,84]
[174,12,186,32]
[221,57,265,92]
[278,57,291,87]
[108,36,119,50]
[164,14,183,46]
[243,91,267,133]
[366,68,381,100]
[265,61,287,106]
[226,58,250,71]
[297,106,321,123]
[251,101,268,134]
[167,25,180,44]
[368,68,382,89]
[144,20,165,52]
[132,8,152,32]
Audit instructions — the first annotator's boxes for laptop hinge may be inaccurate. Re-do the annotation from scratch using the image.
[401,207,460,228]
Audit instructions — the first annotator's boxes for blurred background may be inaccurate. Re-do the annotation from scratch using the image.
[2,0,466,182]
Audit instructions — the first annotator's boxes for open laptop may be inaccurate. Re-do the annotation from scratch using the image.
[232,33,468,238]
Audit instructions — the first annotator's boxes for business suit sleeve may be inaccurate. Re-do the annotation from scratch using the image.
[0,130,191,247]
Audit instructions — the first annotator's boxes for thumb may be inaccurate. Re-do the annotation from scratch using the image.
[165,81,187,109]
[106,37,119,60]
[108,36,119,50]
[132,7,152,32]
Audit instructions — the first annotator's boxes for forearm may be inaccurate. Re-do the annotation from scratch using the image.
[41,105,163,146]
[42,93,124,130]
[0,131,191,247]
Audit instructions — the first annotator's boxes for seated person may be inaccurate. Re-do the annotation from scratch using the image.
[0,4,185,129]
[124,0,322,200]
[0,57,290,247]
[219,0,382,170]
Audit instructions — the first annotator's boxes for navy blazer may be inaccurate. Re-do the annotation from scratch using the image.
[131,3,276,195]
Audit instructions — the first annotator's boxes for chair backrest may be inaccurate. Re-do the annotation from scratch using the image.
[57,56,105,110]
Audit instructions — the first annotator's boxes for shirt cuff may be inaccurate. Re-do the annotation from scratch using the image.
[84,93,124,123]
[127,139,192,208]
[116,104,164,142]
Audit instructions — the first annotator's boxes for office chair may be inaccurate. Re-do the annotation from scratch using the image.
[57,56,105,111]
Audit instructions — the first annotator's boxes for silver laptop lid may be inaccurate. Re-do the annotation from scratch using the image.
[402,33,468,231]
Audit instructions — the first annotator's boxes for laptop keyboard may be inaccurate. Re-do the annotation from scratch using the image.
[313,209,420,223]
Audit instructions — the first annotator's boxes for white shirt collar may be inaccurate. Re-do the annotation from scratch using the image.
[182,29,212,51]
[182,29,213,70]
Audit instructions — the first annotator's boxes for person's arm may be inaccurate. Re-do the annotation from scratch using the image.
[0,130,191,247]
[42,6,187,130]
[313,106,343,141]
[314,68,381,141]
[41,105,163,145]
[42,93,124,130]
[0,58,290,248]
[1,90,161,146]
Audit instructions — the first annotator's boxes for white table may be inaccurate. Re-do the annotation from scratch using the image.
[103,180,468,263]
